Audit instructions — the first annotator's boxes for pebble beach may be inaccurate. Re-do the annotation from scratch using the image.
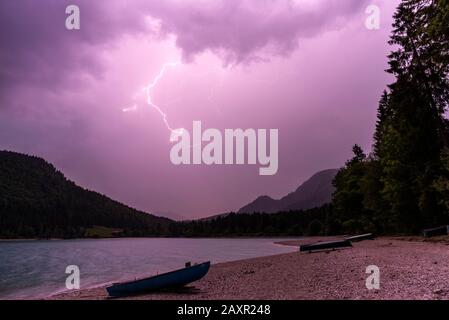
[50,237,449,300]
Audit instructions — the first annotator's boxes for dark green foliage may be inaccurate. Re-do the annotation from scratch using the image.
[332,145,367,225]
[173,205,335,237]
[332,146,382,234]
[373,91,390,159]
[434,148,449,213]
[0,151,172,238]
[333,0,449,235]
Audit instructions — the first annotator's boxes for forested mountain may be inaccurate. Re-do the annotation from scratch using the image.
[0,150,336,239]
[0,151,172,238]
[238,169,338,214]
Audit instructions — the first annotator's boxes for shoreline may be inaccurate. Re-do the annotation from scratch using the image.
[50,236,449,300]
[0,236,304,242]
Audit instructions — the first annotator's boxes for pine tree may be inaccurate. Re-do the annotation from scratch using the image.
[332,0,449,234]
[332,145,371,233]
[373,91,391,159]
[376,0,449,232]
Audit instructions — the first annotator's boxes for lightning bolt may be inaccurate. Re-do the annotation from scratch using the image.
[122,61,232,145]
[123,62,184,142]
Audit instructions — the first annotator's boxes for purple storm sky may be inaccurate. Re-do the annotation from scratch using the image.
[0,0,400,218]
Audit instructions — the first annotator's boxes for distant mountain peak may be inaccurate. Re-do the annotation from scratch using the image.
[256,195,274,201]
[238,168,338,214]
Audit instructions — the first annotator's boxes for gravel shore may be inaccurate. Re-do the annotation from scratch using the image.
[50,237,449,300]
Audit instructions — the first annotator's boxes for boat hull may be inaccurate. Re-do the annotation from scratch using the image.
[106,261,211,297]
[345,233,375,242]
[299,240,352,252]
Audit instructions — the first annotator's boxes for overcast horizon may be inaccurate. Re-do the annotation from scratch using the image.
[0,0,400,218]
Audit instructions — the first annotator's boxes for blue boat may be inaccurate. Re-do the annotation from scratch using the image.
[106,261,211,297]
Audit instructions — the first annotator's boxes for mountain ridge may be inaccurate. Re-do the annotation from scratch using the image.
[238,168,338,214]
[0,150,172,238]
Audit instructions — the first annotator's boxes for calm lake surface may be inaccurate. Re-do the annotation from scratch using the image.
[0,237,297,299]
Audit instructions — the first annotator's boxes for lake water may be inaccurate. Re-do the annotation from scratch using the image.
[0,237,297,299]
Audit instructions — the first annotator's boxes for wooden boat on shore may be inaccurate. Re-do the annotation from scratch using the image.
[106,261,211,297]
[345,233,375,242]
[299,239,352,252]
[423,225,449,238]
